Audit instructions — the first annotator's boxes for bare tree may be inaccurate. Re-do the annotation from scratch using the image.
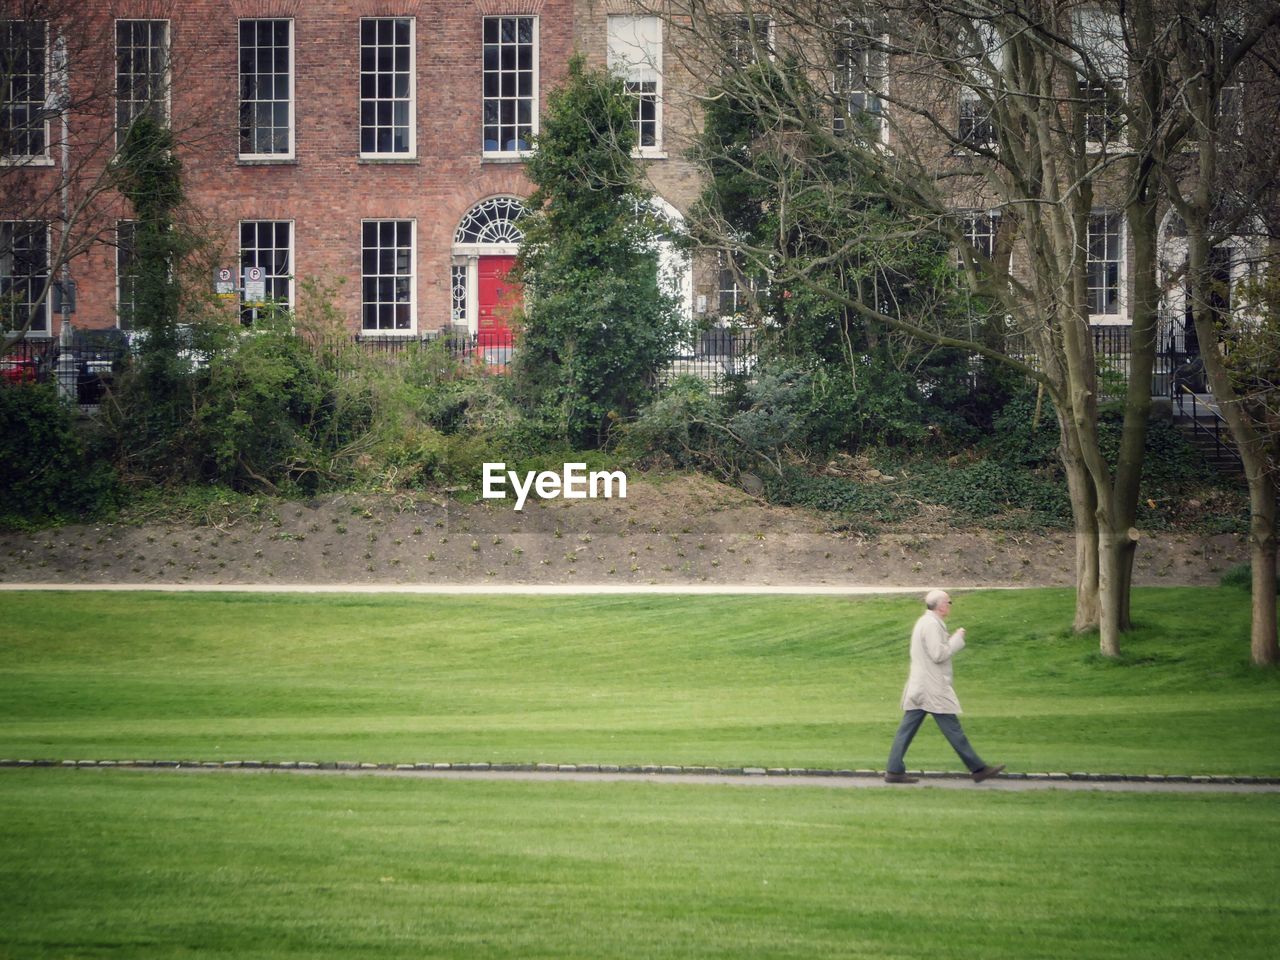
[659,0,1279,658]
[1,0,193,353]
[1160,9,1280,665]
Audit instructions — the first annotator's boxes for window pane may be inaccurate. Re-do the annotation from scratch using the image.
[238,20,290,155]
[482,17,535,153]
[360,19,413,154]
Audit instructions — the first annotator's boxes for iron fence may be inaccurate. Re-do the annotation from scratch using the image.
[354,329,516,368]
[1,321,1192,410]
[2,331,130,406]
[1004,324,1186,401]
[661,330,761,391]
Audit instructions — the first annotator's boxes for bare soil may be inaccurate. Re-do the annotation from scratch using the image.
[0,474,1246,588]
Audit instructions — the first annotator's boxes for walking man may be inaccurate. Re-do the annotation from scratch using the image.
[884,590,1004,784]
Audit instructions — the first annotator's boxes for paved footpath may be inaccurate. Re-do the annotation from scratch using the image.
[6,761,1277,794]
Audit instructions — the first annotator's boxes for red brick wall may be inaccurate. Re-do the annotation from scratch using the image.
[64,0,574,333]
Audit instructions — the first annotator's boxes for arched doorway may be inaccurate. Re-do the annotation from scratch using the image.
[451,196,527,360]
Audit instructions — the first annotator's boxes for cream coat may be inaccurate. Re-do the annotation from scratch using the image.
[900,611,966,714]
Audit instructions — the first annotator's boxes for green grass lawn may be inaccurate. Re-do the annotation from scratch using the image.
[1,770,1277,959]
[1,588,1277,774]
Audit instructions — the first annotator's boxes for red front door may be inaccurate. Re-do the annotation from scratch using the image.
[477,255,520,348]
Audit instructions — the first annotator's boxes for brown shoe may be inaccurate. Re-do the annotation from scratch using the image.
[884,772,919,784]
[972,764,1005,783]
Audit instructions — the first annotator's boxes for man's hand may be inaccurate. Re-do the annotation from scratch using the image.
[953,628,966,642]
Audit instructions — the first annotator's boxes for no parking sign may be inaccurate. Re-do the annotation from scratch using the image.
[214,267,237,299]
[243,266,267,305]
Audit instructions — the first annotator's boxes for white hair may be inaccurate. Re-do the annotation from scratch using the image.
[924,589,950,610]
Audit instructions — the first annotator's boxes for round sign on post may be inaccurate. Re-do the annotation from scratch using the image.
[214,267,237,299]
[243,266,267,305]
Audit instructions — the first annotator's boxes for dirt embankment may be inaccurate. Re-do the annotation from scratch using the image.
[0,474,1246,589]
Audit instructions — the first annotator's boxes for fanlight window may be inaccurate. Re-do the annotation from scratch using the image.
[454,197,527,245]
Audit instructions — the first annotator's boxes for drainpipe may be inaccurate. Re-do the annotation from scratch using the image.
[51,31,75,399]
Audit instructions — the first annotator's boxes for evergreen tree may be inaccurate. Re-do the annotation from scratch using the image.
[116,115,188,395]
[513,56,686,447]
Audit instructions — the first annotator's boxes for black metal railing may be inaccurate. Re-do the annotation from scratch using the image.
[661,330,760,390]
[1006,325,1183,401]
[1172,383,1242,470]
[1,332,130,406]
[353,330,516,369]
[0,322,1195,408]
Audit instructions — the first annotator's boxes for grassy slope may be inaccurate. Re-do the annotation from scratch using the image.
[1,770,1277,960]
[2,588,1277,774]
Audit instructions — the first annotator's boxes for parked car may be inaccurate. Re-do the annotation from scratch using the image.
[65,329,130,405]
[0,339,57,387]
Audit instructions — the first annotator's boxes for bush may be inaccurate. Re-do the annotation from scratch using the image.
[1220,562,1280,593]
[623,376,732,473]
[0,384,117,526]
[624,368,818,478]
[900,458,1072,527]
[985,390,1061,468]
[764,469,918,527]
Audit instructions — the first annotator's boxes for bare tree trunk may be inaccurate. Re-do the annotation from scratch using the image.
[1111,187,1160,631]
[1097,523,1143,658]
[1248,478,1279,667]
[1060,418,1100,631]
[1186,228,1280,667]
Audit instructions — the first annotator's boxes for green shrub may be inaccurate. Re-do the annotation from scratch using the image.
[377,427,491,489]
[622,376,726,469]
[764,469,918,526]
[900,458,1072,527]
[985,391,1061,468]
[0,384,117,526]
[1220,562,1280,593]
[185,315,372,494]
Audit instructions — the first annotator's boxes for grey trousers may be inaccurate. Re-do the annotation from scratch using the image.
[886,709,985,774]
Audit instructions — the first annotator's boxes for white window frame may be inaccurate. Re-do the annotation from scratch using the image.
[715,249,760,323]
[238,219,295,325]
[360,218,417,336]
[238,18,295,161]
[1071,7,1127,151]
[1,19,53,166]
[1086,210,1126,323]
[359,17,416,159]
[450,260,468,326]
[114,19,170,141]
[722,15,773,66]
[1216,81,1244,140]
[956,210,1001,268]
[956,19,1003,151]
[834,20,888,144]
[1,220,51,336]
[607,15,663,158]
[482,16,539,158]
[1078,77,1125,150]
[957,92,996,149]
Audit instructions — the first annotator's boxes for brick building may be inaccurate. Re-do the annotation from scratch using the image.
[1,2,1270,350]
[0,0,732,346]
